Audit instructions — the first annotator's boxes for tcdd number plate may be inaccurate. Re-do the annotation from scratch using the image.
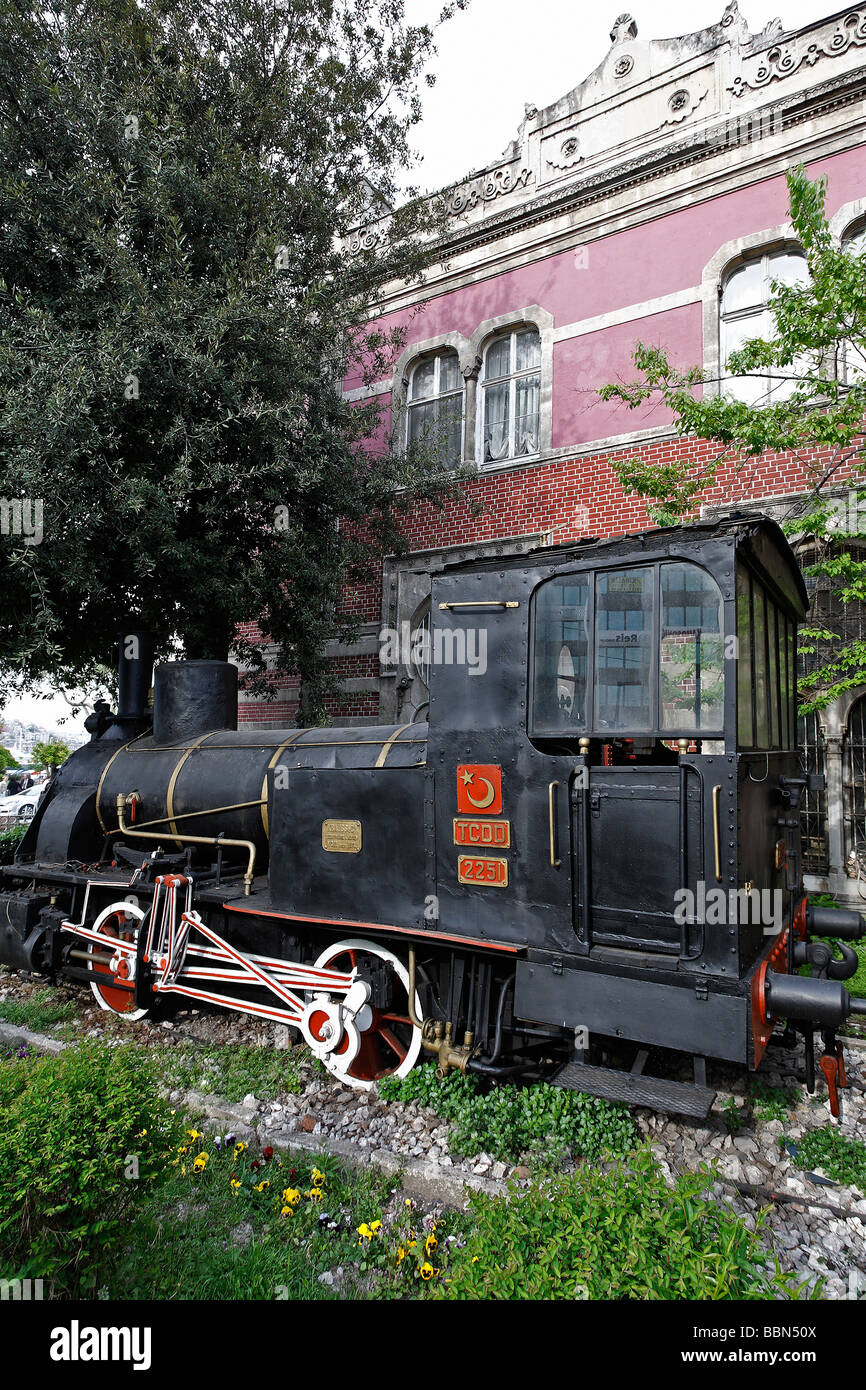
[457,854,509,887]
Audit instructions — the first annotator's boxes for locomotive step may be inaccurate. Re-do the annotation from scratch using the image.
[551,1061,716,1118]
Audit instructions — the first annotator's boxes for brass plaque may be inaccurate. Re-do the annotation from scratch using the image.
[321,819,362,853]
[453,817,511,848]
[457,854,509,887]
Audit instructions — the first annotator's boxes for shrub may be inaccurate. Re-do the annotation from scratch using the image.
[432,1149,813,1300]
[0,824,26,866]
[378,1066,638,1163]
[791,1126,866,1189]
[0,1040,181,1290]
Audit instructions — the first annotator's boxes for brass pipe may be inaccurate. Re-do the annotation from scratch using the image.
[407,947,474,1076]
[124,799,266,832]
[115,793,257,895]
[712,784,722,882]
[548,781,561,867]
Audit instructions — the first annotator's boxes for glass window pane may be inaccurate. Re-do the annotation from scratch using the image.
[411,358,435,401]
[722,310,771,403]
[753,585,769,748]
[485,337,511,381]
[515,374,540,455]
[532,577,590,731]
[441,393,463,465]
[769,250,808,289]
[723,260,765,314]
[737,565,754,748]
[408,399,434,446]
[483,381,510,462]
[660,564,724,732]
[438,351,460,394]
[515,329,541,372]
[594,569,653,732]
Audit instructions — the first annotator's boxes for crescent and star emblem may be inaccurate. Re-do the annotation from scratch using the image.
[461,772,496,809]
[457,765,502,815]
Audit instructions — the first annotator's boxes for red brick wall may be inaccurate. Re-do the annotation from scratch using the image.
[237,433,851,725]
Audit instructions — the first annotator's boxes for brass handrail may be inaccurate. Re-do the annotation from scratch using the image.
[115,793,257,896]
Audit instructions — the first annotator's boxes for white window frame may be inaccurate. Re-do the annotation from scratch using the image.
[719,247,809,404]
[478,327,542,468]
[840,221,866,385]
[405,349,464,467]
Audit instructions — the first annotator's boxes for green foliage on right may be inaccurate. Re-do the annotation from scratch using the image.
[599,166,866,711]
[791,1126,866,1189]
[378,1065,638,1163]
[0,1040,181,1291]
[431,1149,814,1301]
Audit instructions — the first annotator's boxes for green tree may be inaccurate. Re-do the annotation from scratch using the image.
[599,166,866,712]
[31,739,71,772]
[0,0,469,720]
[0,745,20,772]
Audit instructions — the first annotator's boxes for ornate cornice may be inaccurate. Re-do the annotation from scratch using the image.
[730,8,866,96]
[427,66,866,265]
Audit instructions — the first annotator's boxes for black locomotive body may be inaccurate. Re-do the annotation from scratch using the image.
[3,514,864,1114]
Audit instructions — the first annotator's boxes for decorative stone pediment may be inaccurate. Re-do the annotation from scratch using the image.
[434,5,866,228]
[347,5,866,251]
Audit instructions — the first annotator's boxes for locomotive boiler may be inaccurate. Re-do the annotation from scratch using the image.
[2,513,865,1117]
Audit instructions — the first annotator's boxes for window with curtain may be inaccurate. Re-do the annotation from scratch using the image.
[406,350,463,466]
[720,249,809,404]
[481,328,541,464]
[841,223,866,384]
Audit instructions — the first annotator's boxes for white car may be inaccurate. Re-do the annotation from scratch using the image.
[0,785,44,821]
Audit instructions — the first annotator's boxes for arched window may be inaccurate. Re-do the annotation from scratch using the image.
[406,349,463,466]
[841,223,866,384]
[480,327,540,464]
[720,249,808,403]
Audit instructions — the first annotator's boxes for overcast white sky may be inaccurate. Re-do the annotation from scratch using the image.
[1,0,840,740]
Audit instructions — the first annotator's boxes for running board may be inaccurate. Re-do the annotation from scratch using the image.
[551,1061,716,1118]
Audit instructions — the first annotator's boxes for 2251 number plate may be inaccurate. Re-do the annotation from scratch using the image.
[457,854,509,887]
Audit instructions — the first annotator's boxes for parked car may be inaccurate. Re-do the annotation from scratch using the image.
[0,784,44,822]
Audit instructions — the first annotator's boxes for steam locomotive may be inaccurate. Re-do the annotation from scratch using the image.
[2,514,864,1117]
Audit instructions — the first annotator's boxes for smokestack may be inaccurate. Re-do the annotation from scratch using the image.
[115,630,155,731]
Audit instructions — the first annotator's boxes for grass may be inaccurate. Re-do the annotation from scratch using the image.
[109,1146,395,1300]
[789,1126,866,1190]
[0,985,76,1032]
[160,1043,304,1104]
[0,1040,816,1302]
[748,1079,801,1124]
[378,1063,638,1165]
[428,1151,814,1301]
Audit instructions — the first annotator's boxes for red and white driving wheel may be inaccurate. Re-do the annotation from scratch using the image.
[88,900,149,1020]
[310,939,422,1090]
